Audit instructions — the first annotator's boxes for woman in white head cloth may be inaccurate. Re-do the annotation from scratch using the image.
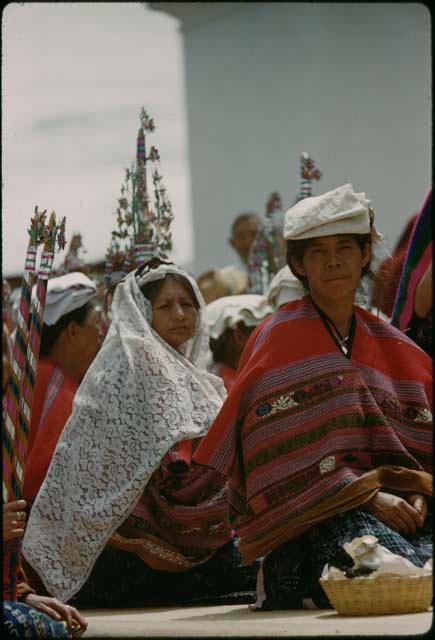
[193,184,432,611]
[206,295,273,391]
[22,257,258,608]
[266,265,305,310]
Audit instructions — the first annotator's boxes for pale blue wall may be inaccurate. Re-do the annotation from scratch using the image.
[153,3,431,275]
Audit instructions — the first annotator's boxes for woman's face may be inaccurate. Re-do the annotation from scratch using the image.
[292,235,370,307]
[151,278,198,350]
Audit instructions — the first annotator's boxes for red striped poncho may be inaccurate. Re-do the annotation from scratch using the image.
[24,359,78,501]
[194,296,432,562]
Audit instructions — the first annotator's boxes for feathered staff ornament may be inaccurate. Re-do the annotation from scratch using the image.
[59,231,87,274]
[104,108,174,289]
[247,192,285,294]
[298,151,322,200]
[3,208,47,502]
[3,210,66,600]
[246,151,322,294]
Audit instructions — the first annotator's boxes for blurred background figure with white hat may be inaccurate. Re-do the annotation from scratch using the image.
[196,211,261,303]
[23,271,102,505]
[205,294,273,391]
[197,265,248,304]
[228,212,262,273]
[266,265,305,310]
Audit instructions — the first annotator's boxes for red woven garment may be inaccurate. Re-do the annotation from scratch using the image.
[194,297,432,560]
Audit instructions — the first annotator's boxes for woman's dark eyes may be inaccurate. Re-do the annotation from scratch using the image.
[311,246,353,255]
[157,301,193,309]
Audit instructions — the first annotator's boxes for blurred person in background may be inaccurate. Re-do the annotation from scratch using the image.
[391,189,432,356]
[229,212,262,270]
[266,265,305,310]
[194,212,261,304]
[197,265,248,304]
[370,213,418,317]
[206,294,273,392]
[23,272,102,504]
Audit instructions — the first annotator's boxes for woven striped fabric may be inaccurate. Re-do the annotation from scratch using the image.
[3,600,69,638]
[109,437,232,572]
[194,296,432,562]
[391,189,432,331]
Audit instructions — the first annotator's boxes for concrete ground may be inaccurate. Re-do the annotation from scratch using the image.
[80,605,433,638]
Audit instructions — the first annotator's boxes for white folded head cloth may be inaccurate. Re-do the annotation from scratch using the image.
[206,294,273,340]
[283,183,383,241]
[42,272,98,326]
[267,265,306,308]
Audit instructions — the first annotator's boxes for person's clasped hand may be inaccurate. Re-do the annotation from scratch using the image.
[3,499,27,542]
[3,500,88,635]
[23,594,88,635]
[366,491,427,535]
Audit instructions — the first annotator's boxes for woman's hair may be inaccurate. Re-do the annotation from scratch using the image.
[285,233,374,290]
[140,274,200,310]
[40,301,94,358]
[138,257,200,310]
[209,321,254,364]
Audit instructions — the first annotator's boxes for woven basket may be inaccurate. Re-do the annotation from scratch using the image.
[319,574,432,616]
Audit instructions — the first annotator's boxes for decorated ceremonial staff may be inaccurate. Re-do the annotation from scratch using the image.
[3,209,47,501]
[104,107,174,291]
[247,192,285,294]
[247,152,323,294]
[298,151,322,201]
[3,211,66,601]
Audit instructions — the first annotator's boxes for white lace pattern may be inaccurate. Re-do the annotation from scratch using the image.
[22,264,226,602]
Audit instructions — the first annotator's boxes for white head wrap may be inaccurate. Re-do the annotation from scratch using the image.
[205,294,273,340]
[23,263,227,602]
[267,265,305,309]
[43,272,98,326]
[283,183,383,241]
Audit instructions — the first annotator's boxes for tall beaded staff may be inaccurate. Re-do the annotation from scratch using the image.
[104,107,174,293]
[298,151,322,201]
[247,152,322,294]
[2,211,66,600]
[246,192,285,294]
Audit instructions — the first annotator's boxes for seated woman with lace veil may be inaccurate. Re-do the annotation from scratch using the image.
[22,257,258,608]
[193,184,432,611]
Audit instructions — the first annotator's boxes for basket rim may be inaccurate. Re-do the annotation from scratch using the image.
[319,573,432,584]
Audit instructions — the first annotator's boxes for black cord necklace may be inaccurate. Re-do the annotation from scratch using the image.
[310,297,356,358]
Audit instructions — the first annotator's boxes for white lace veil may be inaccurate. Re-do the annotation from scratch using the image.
[22,263,227,602]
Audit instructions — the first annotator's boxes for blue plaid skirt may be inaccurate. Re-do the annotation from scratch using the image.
[3,601,70,639]
[70,539,259,608]
[256,505,432,610]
